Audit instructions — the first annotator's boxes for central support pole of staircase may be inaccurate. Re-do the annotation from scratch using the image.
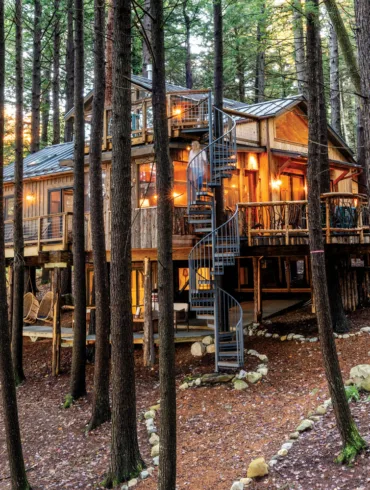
[253,257,262,323]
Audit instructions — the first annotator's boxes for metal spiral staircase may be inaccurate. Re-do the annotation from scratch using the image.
[187,93,244,372]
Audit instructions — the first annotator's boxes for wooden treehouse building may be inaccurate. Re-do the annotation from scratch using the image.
[5,74,370,370]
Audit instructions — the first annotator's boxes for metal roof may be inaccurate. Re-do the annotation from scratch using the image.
[4,142,73,183]
[235,95,303,118]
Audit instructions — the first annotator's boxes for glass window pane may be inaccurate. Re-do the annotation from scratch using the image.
[139,162,157,207]
[49,190,61,214]
[4,197,14,220]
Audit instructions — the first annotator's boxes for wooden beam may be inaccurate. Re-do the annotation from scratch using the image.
[143,257,155,367]
[253,257,263,322]
[52,269,62,376]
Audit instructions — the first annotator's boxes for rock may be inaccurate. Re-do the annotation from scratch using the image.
[309,337,318,342]
[195,377,202,386]
[121,485,128,490]
[188,381,194,387]
[257,354,268,362]
[148,427,157,435]
[191,342,206,357]
[206,344,216,354]
[265,333,272,338]
[149,433,159,446]
[145,418,154,428]
[269,459,278,467]
[230,482,243,490]
[144,410,156,420]
[287,333,295,340]
[179,382,189,390]
[323,398,332,408]
[272,334,280,339]
[289,432,299,439]
[202,335,214,345]
[140,470,149,480]
[247,349,259,357]
[128,479,138,488]
[151,444,160,457]
[281,442,293,451]
[342,334,350,339]
[252,323,260,328]
[247,457,269,478]
[316,405,327,415]
[257,330,264,337]
[361,327,370,333]
[296,419,314,432]
[237,369,247,379]
[147,467,154,475]
[150,404,160,411]
[333,333,338,338]
[344,379,353,386]
[257,366,268,376]
[278,448,288,457]
[153,456,159,466]
[349,364,370,391]
[280,335,287,341]
[309,415,321,422]
[201,373,234,384]
[246,372,263,384]
[240,478,253,486]
[293,334,304,340]
[234,379,248,391]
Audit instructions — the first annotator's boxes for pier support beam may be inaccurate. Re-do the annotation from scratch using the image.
[143,257,155,367]
[52,268,62,376]
[253,257,263,323]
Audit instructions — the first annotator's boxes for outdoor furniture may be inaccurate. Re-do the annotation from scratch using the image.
[23,293,40,324]
[174,303,189,332]
[37,291,54,323]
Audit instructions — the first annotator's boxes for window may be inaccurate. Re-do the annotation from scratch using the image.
[173,160,187,206]
[138,162,156,207]
[224,171,239,208]
[4,196,14,220]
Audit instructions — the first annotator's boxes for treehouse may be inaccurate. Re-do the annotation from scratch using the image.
[4,74,370,369]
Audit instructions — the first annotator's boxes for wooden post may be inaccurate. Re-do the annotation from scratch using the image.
[52,268,62,376]
[247,207,252,246]
[253,257,262,322]
[325,197,330,244]
[7,265,13,335]
[285,203,289,245]
[285,257,291,292]
[143,257,155,367]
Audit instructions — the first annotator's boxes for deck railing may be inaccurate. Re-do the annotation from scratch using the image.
[4,212,73,251]
[238,193,369,246]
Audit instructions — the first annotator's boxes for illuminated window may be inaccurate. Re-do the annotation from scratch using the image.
[138,162,157,207]
[178,268,189,291]
[4,196,14,220]
[173,160,187,206]
[224,171,239,208]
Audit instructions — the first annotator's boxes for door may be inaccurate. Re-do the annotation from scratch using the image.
[48,188,73,239]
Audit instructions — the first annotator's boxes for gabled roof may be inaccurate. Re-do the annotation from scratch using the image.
[4,142,73,183]
[236,95,304,118]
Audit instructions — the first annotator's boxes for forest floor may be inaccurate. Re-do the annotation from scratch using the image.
[1,306,370,489]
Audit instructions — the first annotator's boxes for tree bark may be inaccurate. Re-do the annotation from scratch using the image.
[105,0,113,107]
[52,0,61,145]
[41,66,51,147]
[152,0,176,488]
[12,0,25,386]
[329,21,341,136]
[183,0,193,89]
[356,102,367,194]
[105,0,143,483]
[143,257,155,367]
[254,3,266,103]
[234,28,245,103]
[30,0,42,153]
[60,266,72,295]
[87,0,111,431]
[142,0,151,78]
[70,0,86,401]
[0,1,31,486]
[292,0,307,97]
[306,0,366,463]
[52,268,61,376]
[64,0,74,142]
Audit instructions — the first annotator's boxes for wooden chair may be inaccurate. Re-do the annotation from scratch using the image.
[37,291,54,323]
[174,303,189,332]
[23,293,40,324]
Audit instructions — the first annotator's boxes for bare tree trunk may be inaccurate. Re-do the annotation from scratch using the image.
[292,0,307,97]
[254,3,266,103]
[356,102,367,194]
[30,0,42,153]
[183,0,193,89]
[105,0,143,483]
[64,0,74,142]
[329,21,341,136]
[69,0,86,401]
[142,0,151,78]
[0,2,31,487]
[87,0,111,431]
[105,0,113,107]
[52,0,60,145]
[41,67,51,147]
[152,0,176,488]
[355,0,370,203]
[234,29,245,103]
[60,266,72,295]
[12,0,25,386]
[306,0,366,463]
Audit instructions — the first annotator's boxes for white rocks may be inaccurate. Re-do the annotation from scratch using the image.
[230,482,244,490]
[293,334,304,340]
[257,366,268,376]
[342,334,350,339]
[153,456,159,466]
[240,477,253,486]
[149,433,159,446]
[265,333,272,338]
[195,377,202,386]
[361,326,370,333]
[151,444,160,457]
[144,410,156,420]
[281,442,293,451]
[179,382,189,390]
[128,479,138,488]
[202,335,214,345]
[278,448,288,457]
[310,415,321,422]
[247,457,269,478]
[349,364,370,391]
[234,379,248,391]
[247,349,259,357]
[289,432,299,439]
[257,354,268,362]
[287,333,295,340]
[246,372,263,384]
[191,341,206,357]
[309,337,318,343]
[272,334,280,339]
[269,459,278,467]
[140,470,149,480]
[296,419,314,432]
[206,344,216,354]
[237,369,247,379]
[145,418,155,431]
[121,485,128,490]
[315,405,327,415]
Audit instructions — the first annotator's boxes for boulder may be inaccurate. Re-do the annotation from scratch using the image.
[289,432,299,440]
[240,478,253,486]
[246,372,263,384]
[309,337,318,342]
[272,334,279,339]
[206,344,216,354]
[234,380,248,391]
[281,442,293,451]
[265,333,272,338]
[128,479,138,488]
[361,327,370,333]
[268,459,278,467]
[247,457,269,478]
[257,354,268,362]
[247,349,259,357]
[195,377,202,386]
[144,410,156,420]
[349,364,370,391]
[230,482,243,490]
[315,405,327,415]
[309,415,321,422]
[202,335,214,345]
[293,334,304,340]
[179,382,189,390]
[151,444,160,457]
[191,342,206,357]
[140,470,149,480]
[153,456,159,466]
[237,369,247,379]
[280,336,287,342]
[150,404,160,411]
[287,333,295,340]
[278,448,288,457]
[149,433,159,446]
[257,366,268,376]
[201,373,234,384]
[296,419,314,432]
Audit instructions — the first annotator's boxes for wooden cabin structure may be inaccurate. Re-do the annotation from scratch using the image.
[4,74,370,369]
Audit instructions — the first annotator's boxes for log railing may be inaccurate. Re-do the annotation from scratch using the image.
[238,193,369,246]
[4,212,73,251]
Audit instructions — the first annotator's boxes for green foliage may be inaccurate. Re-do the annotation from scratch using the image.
[335,425,367,464]
[63,394,74,409]
[344,385,360,403]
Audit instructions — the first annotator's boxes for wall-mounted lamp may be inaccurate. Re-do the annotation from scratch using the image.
[247,153,258,171]
[26,193,36,202]
[271,179,282,190]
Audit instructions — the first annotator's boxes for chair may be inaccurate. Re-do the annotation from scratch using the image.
[37,291,54,323]
[174,303,189,332]
[23,293,40,324]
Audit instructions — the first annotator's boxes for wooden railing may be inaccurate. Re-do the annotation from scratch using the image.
[4,212,73,251]
[238,193,369,246]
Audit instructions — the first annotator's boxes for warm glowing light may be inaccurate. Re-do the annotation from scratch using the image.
[354,198,358,207]
[173,191,181,199]
[140,198,150,208]
[173,108,182,117]
[247,154,258,170]
[186,145,191,151]
[154,195,158,200]
[232,184,237,188]
[26,193,35,202]
[304,185,308,193]
[271,179,282,190]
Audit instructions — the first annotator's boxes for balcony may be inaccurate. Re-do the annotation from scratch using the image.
[238,193,369,247]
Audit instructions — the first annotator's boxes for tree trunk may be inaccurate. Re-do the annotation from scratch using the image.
[69,0,86,401]
[142,0,151,78]
[64,0,74,142]
[30,0,42,153]
[329,22,341,136]
[234,29,245,103]
[41,66,51,147]
[306,0,366,463]
[60,266,72,295]
[12,0,25,386]
[254,3,266,103]
[52,0,60,145]
[105,0,113,107]
[292,0,307,97]
[0,2,31,486]
[105,0,143,483]
[152,0,176,488]
[183,0,193,89]
[143,257,155,367]
[355,0,370,204]
[356,102,367,194]
[87,0,111,431]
